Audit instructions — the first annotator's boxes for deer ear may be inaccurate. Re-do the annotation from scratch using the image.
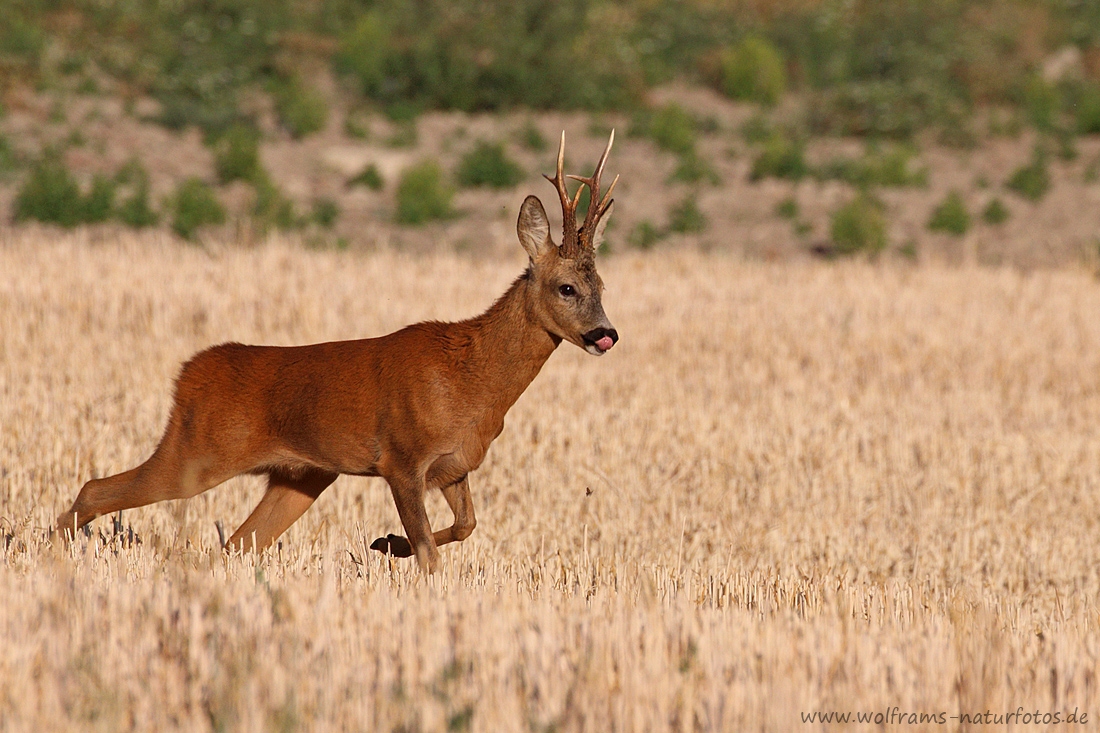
[591,200,613,252]
[517,195,555,261]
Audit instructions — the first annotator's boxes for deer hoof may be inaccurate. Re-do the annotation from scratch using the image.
[370,534,413,557]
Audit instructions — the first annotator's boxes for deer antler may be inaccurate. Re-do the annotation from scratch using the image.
[544,130,618,258]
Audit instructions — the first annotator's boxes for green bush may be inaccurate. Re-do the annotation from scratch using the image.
[519,121,547,152]
[982,197,1010,225]
[816,144,927,188]
[13,157,84,227]
[670,152,720,185]
[830,194,888,255]
[213,124,261,184]
[750,131,807,181]
[252,172,298,231]
[311,198,339,228]
[0,134,16,172]
[927,190,969,235]
[719,36,786,106]
[395,160,453,224]
[1006,147,1050,201]
[171,178,225,240]
[272,76,328,139]
[628,220,663,250]
[775,197,798,219]
[1023,75,1061,133]
[348,163,384,191]
[648,103,696,156]
[80,175,117,224]
[114,160,159,228]
[1074,83,1100,135]
[456,141,524,189]
[668,194,706,234]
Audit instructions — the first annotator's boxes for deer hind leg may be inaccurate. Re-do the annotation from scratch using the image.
[370,475,474,562]
[225,468,338,554]
[56,423,253,538]
[370,473,440,573]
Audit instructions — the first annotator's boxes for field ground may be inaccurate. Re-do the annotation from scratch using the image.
[2,232,1100,731]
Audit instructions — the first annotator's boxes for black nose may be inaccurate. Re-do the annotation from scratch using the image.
[583,327,619,345]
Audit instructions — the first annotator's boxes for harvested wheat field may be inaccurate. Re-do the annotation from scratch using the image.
[2,231,1100,731]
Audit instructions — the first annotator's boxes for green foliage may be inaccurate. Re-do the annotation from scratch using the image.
[628,220,663,250]
[647,103,697,156]
[1006,147,1051,201]
[213,125,261,184]
[719,36,786,106]
[252,172,298,231]
[816,144,927,188]
[395,160,453,224]
[456,141,524,189]
[982,197,1010,225]
[334,0,643,111]
[927,190,969,235]
[348,164,384,191]
[171,178,225,240]
[0,134,17,172]
[775,197,798,219]
[1074,83,1100,135]
[519,122,547,152]
[1023,75,1061,133]
[668,194,706,234]
[271,76,329,139]
[750,131,807,181]
[13,157,84,227]
[311,198,339,228]
[669,152,720,185]
[81,175,117,224]
[830,194,888,255]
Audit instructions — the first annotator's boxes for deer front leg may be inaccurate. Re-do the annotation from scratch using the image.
[371,475,475,563]
[374,473,440,573]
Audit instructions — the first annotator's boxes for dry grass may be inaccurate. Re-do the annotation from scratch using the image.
[2,231,1100,731]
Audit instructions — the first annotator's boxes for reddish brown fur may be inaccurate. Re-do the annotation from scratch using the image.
[57,132,619,572]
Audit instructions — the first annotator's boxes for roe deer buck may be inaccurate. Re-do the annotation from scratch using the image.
[57,131,620,573]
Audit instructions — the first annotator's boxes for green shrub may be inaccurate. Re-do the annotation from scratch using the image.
[252,172,298,231]
[1023,75,1061,133]
[348,163,384,191]
[114,160,159,228]
[80,175,117,224]
[648,103,696,156]
[982,197,1010,225]
[830,194,888,255]
[1074,83,1100,135]
[171,178,225,240]
[519,121,547,152]
[456,141,524,189]
[927,190,969,235]
[311,198,339,228]
[719,36,786,106]
[1006,147,1050,201]
[669,152,720,185]
[13,157,84,227]
[668,195,706,234]
[395,160,453,224]
[816,144,927,188]
[272,76,328,139]
[0,134,16,172]
[750,131,807,181]
[628,220,663,250]
[213,124,261,184]
[775,197,798,219]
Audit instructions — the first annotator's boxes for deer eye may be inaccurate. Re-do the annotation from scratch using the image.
[558,284,576,297]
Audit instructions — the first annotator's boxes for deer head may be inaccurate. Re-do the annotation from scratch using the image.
[518,130,619,356]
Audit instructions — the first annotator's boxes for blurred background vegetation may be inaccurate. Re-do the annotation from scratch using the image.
[5,0,1100,134]
[4,0,1100,255]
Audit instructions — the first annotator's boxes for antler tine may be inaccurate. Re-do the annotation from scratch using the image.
[543,131,580,255]
[566,129,616,248]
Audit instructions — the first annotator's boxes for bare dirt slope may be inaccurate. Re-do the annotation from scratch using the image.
[3,84,1100,268]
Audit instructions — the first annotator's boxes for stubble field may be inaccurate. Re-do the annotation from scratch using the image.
[1,231,1100,731]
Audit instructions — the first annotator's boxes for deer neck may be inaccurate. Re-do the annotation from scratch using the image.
[462,271,560,412]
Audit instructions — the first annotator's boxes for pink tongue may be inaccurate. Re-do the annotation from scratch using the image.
[596,335,614,351]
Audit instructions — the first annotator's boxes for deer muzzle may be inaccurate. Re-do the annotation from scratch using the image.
[583,327,619,355]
